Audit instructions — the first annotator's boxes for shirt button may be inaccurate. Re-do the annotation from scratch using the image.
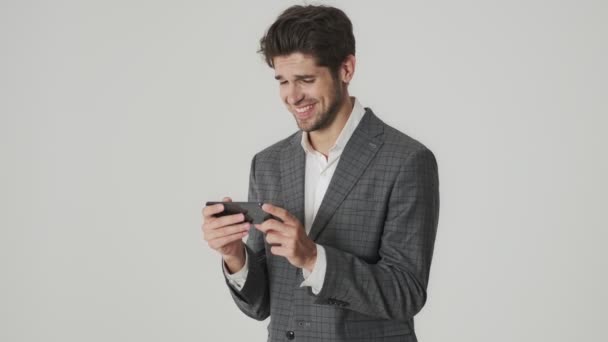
[286,330,295,340]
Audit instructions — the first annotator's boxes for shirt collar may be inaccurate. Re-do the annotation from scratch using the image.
[300,97,365,154]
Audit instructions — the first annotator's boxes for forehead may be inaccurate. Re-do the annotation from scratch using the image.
[273,53,327,77]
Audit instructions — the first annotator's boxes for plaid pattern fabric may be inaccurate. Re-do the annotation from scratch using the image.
[225,109,440,342]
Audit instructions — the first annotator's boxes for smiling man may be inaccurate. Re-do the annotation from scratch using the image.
[202,5,440,342]
[274,52,351,142]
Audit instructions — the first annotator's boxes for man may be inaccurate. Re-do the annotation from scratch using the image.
[202,5,439,341]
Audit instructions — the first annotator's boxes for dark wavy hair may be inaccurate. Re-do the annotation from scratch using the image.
[258,5,356,76]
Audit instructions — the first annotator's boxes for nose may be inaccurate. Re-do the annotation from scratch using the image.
[285,84,304,105]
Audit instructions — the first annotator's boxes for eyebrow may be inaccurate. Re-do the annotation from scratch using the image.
[274,74,316,80]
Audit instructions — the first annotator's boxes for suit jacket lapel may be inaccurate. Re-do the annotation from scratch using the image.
[309,109,385,241]
[280,131,306,225]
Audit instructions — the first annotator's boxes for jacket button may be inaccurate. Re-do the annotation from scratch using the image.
[286,330,295,340]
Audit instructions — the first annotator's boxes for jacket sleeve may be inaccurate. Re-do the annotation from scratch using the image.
[312,148,440,321]
[225,154,270,321]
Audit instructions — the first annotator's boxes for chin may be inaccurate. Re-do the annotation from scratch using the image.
[297,123,312,132]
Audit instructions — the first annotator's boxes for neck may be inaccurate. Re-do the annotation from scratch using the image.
[308,96,354,156]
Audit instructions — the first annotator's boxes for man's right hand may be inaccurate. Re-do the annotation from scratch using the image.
[202,197,249,273]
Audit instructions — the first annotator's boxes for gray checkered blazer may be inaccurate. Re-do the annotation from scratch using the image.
[225,109,439,342]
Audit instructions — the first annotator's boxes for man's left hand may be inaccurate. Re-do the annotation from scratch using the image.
[254,203,317,272]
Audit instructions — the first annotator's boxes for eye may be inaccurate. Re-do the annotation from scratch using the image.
[302,79,314,84]
[279,80,288,85]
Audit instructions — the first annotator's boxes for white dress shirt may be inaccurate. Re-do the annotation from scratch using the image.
[224,98,366,295]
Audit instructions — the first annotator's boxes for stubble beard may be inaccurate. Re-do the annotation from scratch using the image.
[297,80,345,133]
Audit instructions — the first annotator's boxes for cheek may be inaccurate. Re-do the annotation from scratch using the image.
[315,84,332,100]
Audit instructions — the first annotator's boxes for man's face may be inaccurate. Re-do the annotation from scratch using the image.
[273,53,344,132]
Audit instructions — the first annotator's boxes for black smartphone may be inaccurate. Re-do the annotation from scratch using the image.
[205,202,282,224]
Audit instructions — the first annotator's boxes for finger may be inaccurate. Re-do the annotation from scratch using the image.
[254,220,290,235]
[205,213,246,232]
[264,231,287,246]
[205,222,250,241]
[202,196,232,217]
[262,203,295,224]
[208,230,248,250]
[202,203,224,218]
[270,245,287,257]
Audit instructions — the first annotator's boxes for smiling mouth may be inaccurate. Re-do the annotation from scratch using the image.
[295,104,313,112]
[294,103,315,118]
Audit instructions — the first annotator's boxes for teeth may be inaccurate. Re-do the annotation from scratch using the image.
[295,104,313,113]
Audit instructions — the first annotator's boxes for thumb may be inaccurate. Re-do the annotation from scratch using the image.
[222,196,233,203]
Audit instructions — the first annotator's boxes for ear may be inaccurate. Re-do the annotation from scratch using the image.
[340,54,356,84]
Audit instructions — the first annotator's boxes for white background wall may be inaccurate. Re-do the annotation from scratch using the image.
[1,0,607,341]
